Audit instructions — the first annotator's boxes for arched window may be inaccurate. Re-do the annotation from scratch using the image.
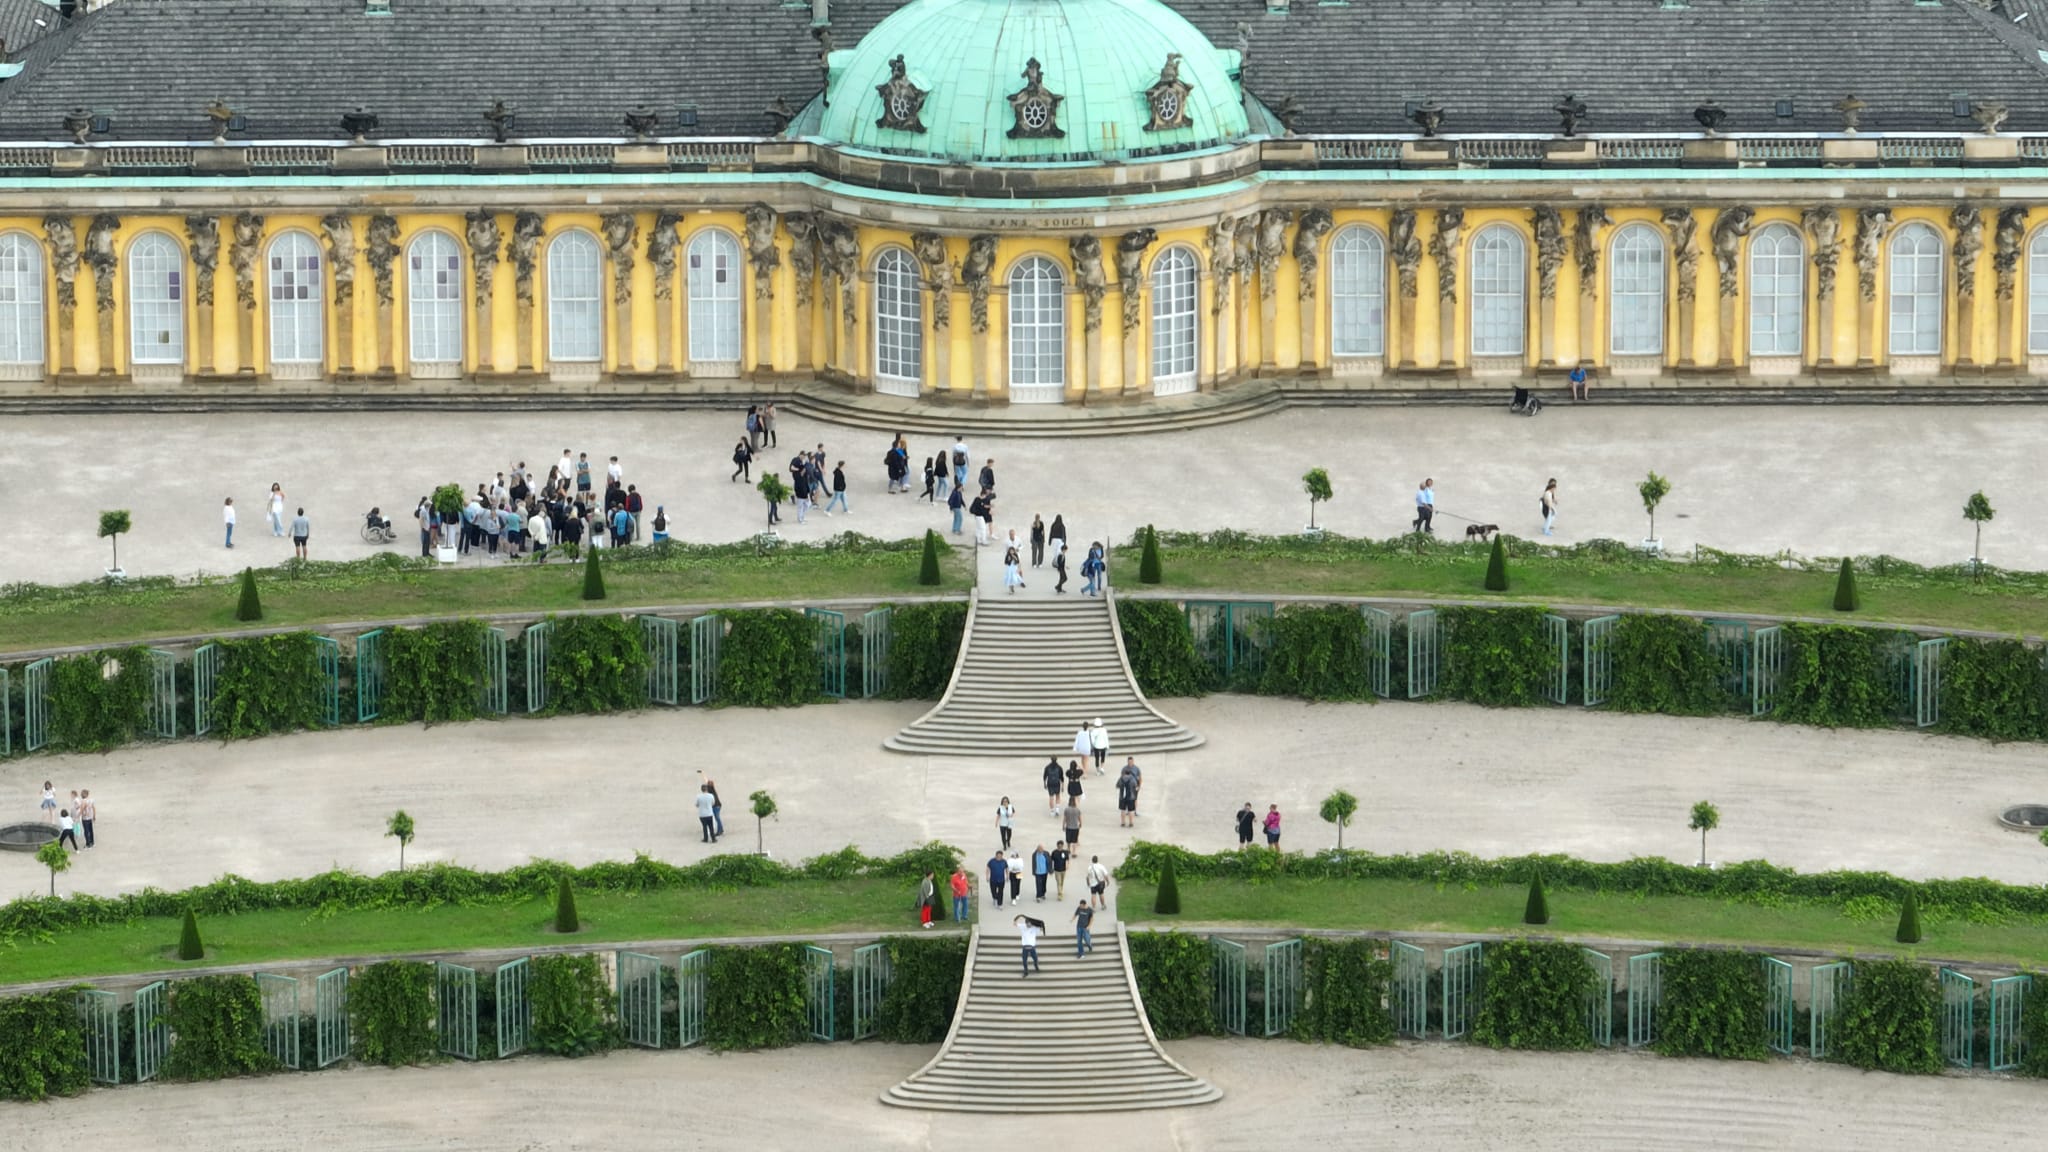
[547,230,602,363]
[1008,255,1065,402]
[687,229,741,368]
[1608,223,1665,357]
[267,231,323,366]
[1469,225,1527,358]
[1748,224,1804,358]
[1888,222,1943,357]
[1329,226,1386,358]
[128,231,185,365]
[2028,230,2048,355]
[408,231,463,365]
[0,232,45,366]
[1150,246,1198,394]
[872,247,922,395]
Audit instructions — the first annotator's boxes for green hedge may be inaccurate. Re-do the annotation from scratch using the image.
[211,634,325,738]
[1834,958,1942,1074]
[706,944,810,1050]
[1291,938,1395,1047]
[1471,938,1595,1050]
[714,609,820,708]
[1441,607,1555,708]
[350,960,439,1067]
[383,620,489,724]
[2022,975,2048,1078]
[1938,637,2048,742]
[1116,599,1213,697]
[1257,604,1376,701]
[1606,615,1731,715]
[0,990,89,1101]
[544,615,649,714]
[870,934,969,1043]
[1127,930,1219,1039]
[529,953,618,1056]
[1772,623,1902,729]
[1652,950,1770,1060]
[883,602,968,700]
[162,974,274,1080]
[49,647,151,752]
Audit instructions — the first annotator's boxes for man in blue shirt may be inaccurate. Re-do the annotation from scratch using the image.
[611,505,633,547]
[1413,478,1435,534]
[986,850,1009,909]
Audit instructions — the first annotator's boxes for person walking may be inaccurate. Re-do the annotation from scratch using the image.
[1065,759,1085,807]
[694,785,719,843]
[826,461,850,515]
[705,777,724,838]
[39,780,57,824]
[1071,899,1095,958]
[267,483,287,537]
[1031,844,1051,902]
[1053,541,1069,593]
[1014,914,1043,978]
[1061,796,1083,851]
[732,438,753,482]
[1540,478,1560,536]
[78,789,96,849]
[222,497,237,549]
[987,849,1010,909]
[949,867,971,922]
[290,507,311,560]
[968,491,992,544]
[1042,755,1065,814]
[947,482,966,536]
[1003,546,1025,594]
[1006,849,1024,905]
[978,458,997,494]
[917,871,937,928]
[792,466,811,524]
[950,436,970,491]
[1115,757,1141,827]
[996,796,1015,849]
[1236,802,1256,847]
[1089,718,1110,772]
[761,402,779,448]
[1070,721,1091,766]
[1086,856,1111,911]
[1049,842,1070,899]
[1029,515,1046,568]
[1263,804,1283,850]
[57,808,79,850]
[1413,478,1436,534]
[745,405,761,451]
[1080,543,1104,597]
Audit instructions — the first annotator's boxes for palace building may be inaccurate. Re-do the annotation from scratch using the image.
[0,0,2046,401]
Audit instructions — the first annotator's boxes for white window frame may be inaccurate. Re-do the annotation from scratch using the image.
[1008,255,1066,394]
[407,230,464,365]
[0,231,45,366]
[2028,228,2048,356]
[547,230,603,363]
[1748,223,1804,358]
[267,231,324,366]
[872,246,923,388]
[128,231,185,365]
[686,228,742,368]
[1149,246,1198,392]
[1329,226,1386,358]
[1608,222,1665,357]
[1887,222,1944,358]
[1469,225,1527,358]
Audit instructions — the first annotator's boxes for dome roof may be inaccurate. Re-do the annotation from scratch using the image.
[816,0,1249,165]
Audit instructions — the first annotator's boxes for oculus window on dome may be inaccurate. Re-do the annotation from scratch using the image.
[1008,58,1065,140]
[1143,53,1193,132]
[875,55,929,134]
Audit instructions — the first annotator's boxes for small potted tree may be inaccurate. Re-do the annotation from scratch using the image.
[1638,471,1671,555]
[99,509,131,580]
[1302,467,1333,535]
[749,789,778,857]
[1319,788,1358,850]
[1963,491,1994,579]
[386,810,415,871]
[756,474,791,539]
[431,482,465,562]
[1688,800,1720,867]
[35,838,70,897]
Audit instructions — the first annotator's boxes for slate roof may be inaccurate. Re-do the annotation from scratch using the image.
[0,0,65,56]
[0,0,2041,141]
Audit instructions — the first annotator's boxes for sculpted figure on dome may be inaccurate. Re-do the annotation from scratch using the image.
[1143,53,1194,132]
[1007,58,1065,140]
[875,55,930,134]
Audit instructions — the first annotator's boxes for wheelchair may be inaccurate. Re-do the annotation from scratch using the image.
[360,507,398,544]
[1509,387,1545,417]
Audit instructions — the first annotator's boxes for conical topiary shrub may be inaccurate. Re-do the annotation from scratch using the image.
[1483,535,1509,592]
[918,529,942,586]
[581,546,606,601]
[1154,854,1181,915]
[177,908,204,960]
[1895,889,1922,944]
[1832,556,1859,612]
[554,876,580,933]
[1522,869,1549,926]
[1138,525,1163,585]
[234,567,263,622]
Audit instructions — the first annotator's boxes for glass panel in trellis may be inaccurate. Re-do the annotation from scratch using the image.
[1763,957,1794,1055]
[1809,961,1850,1058]
[804,945,836,1041]
[1361,606,1392,698]
[1703,619,1748,701]
[690,614,723,704]
[146,648,178,738]
[1407,610,1441,699]
[1988,974,2029,1072]
[479,627,509,715]
[312,635,342,725]
[76,988,119,1084]
[1879,632,1914,721]
[355,629,386,722]
[133,980,170,1083]
[1263,938,1303,1037]
[677,949,709,1048]
[523,620,552,713]
[191,642,219,737]
[852,942,891,1040]
[315,966,350,1068]
[1185,601,1228,680]
[1543,614,1569,705]
[495,958,532,1058]
[257,973,301,1069]
[1913,637,1948,728]
[0,666,10,756]
[617,950,664,1049]
[1626,952,1662,1048]
[1442,942,1481,1039]
[1581,614,1618,707]
[1210,937,1246,1036]
[1583,948,1613,1047]
[24,657,51,752]
[640,615,680,705]
[861,607,892,698]
[807,608,847,698]
[1939,967,1976,1068]
[438,961,478,1059]
[1750,625,1783,716]
[1390,941,1427,1038]
[1229,603,1274,682]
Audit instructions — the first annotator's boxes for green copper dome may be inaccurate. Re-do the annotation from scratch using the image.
[817,0,1249,164]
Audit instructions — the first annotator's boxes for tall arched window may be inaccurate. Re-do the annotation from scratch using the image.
[0,232,45,367]
[687,229,741,369]
[128,231,185,365]
[1608,222,1665,357]
[408,231,463,366]
[1008,255,1066,403]
[872,247,922,395]
[2028,230,2048,355]
[1150,246,1198,395]
[267,231,323,366]
[1888,222,1943,357]
[1469,225,1527,358]
[547,230,602,363]
[1329,226,1386,358]
[1748,223,1804,358]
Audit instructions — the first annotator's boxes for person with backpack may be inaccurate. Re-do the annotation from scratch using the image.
[1236,802,1257,846]
[1031,844,1051,902]
[826,461,850,515]
[731,438,753,482]
[1115,757,1141,827]
[921,456,937,502]
[1042,755,1065,814]
[917,871,937,928]
[1086,856,1111,911]
[950,437,970,491]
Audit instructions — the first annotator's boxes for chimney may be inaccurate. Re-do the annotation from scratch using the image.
[366,0,392,13]
[812,0,829,29]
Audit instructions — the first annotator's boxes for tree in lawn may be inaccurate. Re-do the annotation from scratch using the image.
[177,908,204,961]
[1895,888,1922,945]
[1138,525,1163,584]
[34,838,69,897]
[749,789,778,856]
[1830,557,1859,612]
[918,529,943,586]
[1687,800,1719,867]
[386,809,416,871]
[1302,467,1333,531]
[1483,535,1509,592]
[1319,788,1359,850]
[554,876,580,934]
[1523,868,1549,925]
[234,567,263,622]
[98,509,131,576]
[1638,471,1671,545]
[1153,854,1181,914]
[757,473,791,529]
[1963,491,1994,578]
[581,545,606,601]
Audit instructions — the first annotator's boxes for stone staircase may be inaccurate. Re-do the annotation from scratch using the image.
[883,923,1221,1113]
[883,591,1202,757]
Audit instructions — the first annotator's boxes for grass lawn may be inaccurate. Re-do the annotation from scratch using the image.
[1120,878,2048,966]
[2,880,926,984]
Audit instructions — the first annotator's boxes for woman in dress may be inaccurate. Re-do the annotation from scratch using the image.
[267,483,287,537]
[40,780,57,824]
[1003,546,1026,594]
[1540,478,1560,536]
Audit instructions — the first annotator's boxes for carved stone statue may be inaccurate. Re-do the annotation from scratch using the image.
[1429,207,1464,302]
[1390,209,1422,299]
[1007,57,1065,140]
[319,214,356,307]
[1409,99,1444,138]
[913,232,954,330]
[1292,209,1333,301]
[1972,101,2009,136]
[1531,206,1566,301]
[1950,204,1983,293]
[231,212,265,310]
[1256,212,1287,299]
[600,211,638,306]
[85,214,119,315]
[963,234,998,333]
[874,55,929,134]
[785,213,820,307]
[1994,205,2027,301]
[1142,53,1193,133]
[466,209,501,307]
[1115,229,1156,334]
[511,211,545,304]
[1573,205,1610,291]
[1208,216,1237,315]
[649,210,682,301]
[1553,94,1587,138]
[1273,95,1304,135]
[1234,213,1259,295]
[1803,207,1842,300]
[1710,207,1754,299]
[44,215,78,312]
[821,219,860,331]
[206,99,234,144]
[1662,208,1699,304]
[185,215,220,308]
[1693,101,1725,134]
[1853,207,1892,302]
[743,205,780,302]
[1070,235,1108,333]
[765,96,796,136]
[484,100,514,144]
[366,214,401,307]
[1835,95,1866,134]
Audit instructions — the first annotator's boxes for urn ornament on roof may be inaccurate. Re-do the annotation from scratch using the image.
[1008,58,1065,139]
[1408,98,1444,137]
[624,105,661,140]
[63,107,91,144]
[205,99,234,144]
[1693,100,1726,134]
[875,55,930,133]
[340,106,378,143]
[1143,53,1194,132]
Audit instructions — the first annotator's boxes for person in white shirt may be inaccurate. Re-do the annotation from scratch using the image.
[1071,721,1092,763]
[608,456,624,486]
[558,450,575,493]
[267,483,286,536]
[1088,719,1110,773]
[1013,914,1043,977]
[223,497,237,549]
[1086,856,1111,910]
[693,786,719,843]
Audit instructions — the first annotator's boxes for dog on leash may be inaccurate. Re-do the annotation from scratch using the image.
[1464,523,1499,542]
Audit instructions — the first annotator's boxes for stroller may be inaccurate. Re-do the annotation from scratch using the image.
[1509,387,1544,417]
[360,507,397,544]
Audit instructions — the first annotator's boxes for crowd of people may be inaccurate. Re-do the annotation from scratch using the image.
[404,449,671,564]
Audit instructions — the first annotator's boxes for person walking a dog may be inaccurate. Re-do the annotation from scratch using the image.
[1540,478,1560,536]
[1413,479,1436,534]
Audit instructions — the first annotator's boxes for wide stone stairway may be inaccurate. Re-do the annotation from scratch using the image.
[884,591,1203,757]
[883,924,1220,1112]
